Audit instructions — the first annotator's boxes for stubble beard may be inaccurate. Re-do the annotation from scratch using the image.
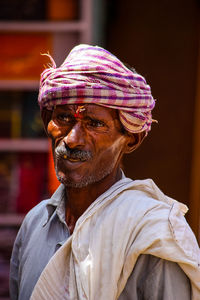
[55,159,117,188]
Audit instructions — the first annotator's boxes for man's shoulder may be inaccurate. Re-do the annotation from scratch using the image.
[21,199,50,230]
[110,177,188,227]
[27,198,49,216]
[115,178,173,210]
[114,178,199,263]
[118,177,187,210]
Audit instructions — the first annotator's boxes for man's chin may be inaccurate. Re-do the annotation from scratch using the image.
[56,171,94,188]
[56,167,114,189]
[58,177,91,188]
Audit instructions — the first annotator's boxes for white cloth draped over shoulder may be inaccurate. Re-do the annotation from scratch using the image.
[30,177,200,300]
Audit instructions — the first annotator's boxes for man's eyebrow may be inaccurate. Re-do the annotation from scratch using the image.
[55,108,73,114]
[84,114,109,123]
[85,112,101,118]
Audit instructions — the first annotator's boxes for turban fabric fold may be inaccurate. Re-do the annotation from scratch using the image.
[38,44,156,133]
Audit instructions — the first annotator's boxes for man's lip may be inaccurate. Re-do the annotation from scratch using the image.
[58,157,87,170]
[66,157,86,162]
[61,156,87,163]
[67,158,79,162]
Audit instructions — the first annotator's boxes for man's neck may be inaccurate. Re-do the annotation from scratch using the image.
[64,168,122,232]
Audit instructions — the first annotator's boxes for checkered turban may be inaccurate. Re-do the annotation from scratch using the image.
[38,44,156,133]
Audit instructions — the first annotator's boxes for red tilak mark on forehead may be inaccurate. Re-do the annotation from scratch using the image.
[74,105,85,119]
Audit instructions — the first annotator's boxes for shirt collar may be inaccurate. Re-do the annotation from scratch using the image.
[43,169,126,227]
[43,184,66,227]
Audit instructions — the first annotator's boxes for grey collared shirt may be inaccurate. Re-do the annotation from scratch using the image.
[10,184,191,300]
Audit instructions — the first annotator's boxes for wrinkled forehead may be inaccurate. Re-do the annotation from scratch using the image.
[52,103,119,119]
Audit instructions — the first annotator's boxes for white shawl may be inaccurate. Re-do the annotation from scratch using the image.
[31,177,200,299]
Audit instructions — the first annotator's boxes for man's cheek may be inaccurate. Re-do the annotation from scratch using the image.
[47,120,64,139]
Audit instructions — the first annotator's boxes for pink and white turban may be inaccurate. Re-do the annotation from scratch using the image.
[38,44,156,133]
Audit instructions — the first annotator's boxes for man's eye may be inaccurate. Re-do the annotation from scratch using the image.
[87,118,105,128]
[57,114,73,123]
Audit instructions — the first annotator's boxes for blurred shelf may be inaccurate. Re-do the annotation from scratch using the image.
[0,2,93,298]
[0,214,25,226]
[0,80,39,90]
[0,21,88,32]
[0,138,48,152]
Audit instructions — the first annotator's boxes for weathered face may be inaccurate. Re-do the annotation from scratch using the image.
[47,104,132,188]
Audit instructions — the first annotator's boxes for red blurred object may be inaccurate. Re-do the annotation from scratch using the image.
[48,140,60,195]
[16,153,47,213]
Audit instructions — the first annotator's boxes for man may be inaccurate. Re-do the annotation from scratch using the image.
[10,44,200,299]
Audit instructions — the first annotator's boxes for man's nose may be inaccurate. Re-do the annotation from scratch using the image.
[63,122,86,149]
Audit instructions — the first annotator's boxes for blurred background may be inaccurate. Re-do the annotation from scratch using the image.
[0,0,199,298]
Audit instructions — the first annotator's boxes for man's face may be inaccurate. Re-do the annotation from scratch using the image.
[47,104,130,188]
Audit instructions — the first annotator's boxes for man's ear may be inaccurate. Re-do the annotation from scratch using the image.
[124,131,146,154]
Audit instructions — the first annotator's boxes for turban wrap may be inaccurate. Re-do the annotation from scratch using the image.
[38,44,156,133]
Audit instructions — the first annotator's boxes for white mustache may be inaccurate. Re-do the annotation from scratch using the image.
[55,145,92,162]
